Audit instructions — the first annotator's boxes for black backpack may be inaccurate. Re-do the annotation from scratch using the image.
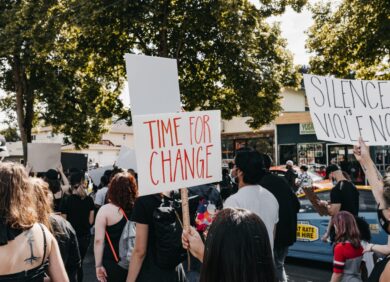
[152,194,199,270]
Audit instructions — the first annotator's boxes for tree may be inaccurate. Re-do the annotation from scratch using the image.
[0,1,127,161]
[0,125,20,142]
[306,0,390,79]
[72,0,305,128]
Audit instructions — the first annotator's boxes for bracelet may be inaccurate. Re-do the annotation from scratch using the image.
[95,265,103,268]
[370,244,375,252]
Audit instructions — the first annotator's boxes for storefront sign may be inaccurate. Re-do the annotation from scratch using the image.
[133,110,222,196]
[299,123,316,135]
[303,74,390,145]
[296,221,319,242]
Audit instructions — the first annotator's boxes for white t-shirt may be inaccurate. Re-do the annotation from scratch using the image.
[94,187,108,206]
[224,184,279,251]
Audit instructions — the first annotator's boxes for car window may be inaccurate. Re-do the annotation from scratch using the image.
[359,190,377,212]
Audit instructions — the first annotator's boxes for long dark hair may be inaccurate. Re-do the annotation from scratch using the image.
[107,172,138,215]
[200,208,276,282]
[332,211,361,248]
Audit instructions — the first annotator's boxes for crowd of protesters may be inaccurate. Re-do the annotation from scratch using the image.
[1,139,390,282]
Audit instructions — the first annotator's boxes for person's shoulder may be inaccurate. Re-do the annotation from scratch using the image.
[224,193,239,207]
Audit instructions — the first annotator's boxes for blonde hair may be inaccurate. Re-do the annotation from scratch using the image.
[30,177,53,232]
[0,162,37,230]
[71,183,87,199]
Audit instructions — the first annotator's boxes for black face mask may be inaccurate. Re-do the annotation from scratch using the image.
[377,208,390,234]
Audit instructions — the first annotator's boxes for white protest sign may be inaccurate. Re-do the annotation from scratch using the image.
[27,143,61,172]
[304,74,390,145]
[125,54,181,116]
[88,165,113,186]
[116,146,137,171]
[133,110,222,196]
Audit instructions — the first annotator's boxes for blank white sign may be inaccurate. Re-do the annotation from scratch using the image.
[27,143,61,172]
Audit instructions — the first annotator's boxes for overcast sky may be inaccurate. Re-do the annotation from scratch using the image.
[0,1,318,129]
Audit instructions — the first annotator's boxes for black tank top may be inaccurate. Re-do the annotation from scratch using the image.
[103,216,127,262]
[0,224,49,282]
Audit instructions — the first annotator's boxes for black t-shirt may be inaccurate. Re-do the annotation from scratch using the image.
[60,195,94,236]
[260,173,300,247]
[131,195,178,282]
[330,180,359,216]
[50,214,80,282]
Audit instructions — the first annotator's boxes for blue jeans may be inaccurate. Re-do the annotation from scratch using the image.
[274,245,289,282]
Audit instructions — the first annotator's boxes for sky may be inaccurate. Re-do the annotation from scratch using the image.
[0,1,319,129]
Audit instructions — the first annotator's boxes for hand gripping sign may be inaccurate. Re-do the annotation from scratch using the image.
[133,110,222,196]
[303,74,390,145]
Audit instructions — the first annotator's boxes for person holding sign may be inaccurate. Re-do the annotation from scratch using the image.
[318,165,370,243]
[224,149,279,253]
[353,138,390,281]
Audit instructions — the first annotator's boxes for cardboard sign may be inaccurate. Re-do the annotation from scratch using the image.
[303,74,390,145]
[88,165,113,186]
[27,143,61,172]
[116,146,137,171]
[61,152,88,172]
[133,110,222,196]
[125,54,181,116]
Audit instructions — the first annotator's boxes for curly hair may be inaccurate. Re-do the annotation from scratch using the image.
[0,162,37,230]
[30,177,53,233]
[107,172,138,215]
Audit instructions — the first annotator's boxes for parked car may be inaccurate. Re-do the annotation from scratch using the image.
[288,187,388,262]
[270,165,332,191]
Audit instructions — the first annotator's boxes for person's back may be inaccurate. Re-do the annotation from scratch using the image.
[50,214,81,282]
[224,184,278,250]
[0,223,54,281]
[260,173,300,247]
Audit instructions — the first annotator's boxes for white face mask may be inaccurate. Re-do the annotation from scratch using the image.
[229,167,238,184]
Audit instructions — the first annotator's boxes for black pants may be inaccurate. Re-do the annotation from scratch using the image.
[103,259,128,282]
[77,234,91,282]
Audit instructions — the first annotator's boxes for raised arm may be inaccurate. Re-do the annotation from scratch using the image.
[353,138,385,208]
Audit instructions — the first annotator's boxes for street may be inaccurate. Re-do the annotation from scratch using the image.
[83,247,332,282]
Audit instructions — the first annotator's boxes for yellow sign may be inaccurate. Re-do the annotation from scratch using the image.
[297,221,319,242]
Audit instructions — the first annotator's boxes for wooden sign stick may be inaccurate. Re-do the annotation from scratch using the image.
[180,188,191,271]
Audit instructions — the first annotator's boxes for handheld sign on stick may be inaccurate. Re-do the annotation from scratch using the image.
[126,54,222,269]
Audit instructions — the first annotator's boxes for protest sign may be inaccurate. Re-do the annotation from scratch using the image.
[116,146,137,171]
[133,110,222,196]
[88,165,113,186]
[27,143,61,172]
[304,74,390,145]
[125,54,181,116]
[61,152,88,172]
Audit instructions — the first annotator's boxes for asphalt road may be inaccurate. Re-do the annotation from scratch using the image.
[83,248,332,282]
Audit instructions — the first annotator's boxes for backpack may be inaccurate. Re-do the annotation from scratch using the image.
[152,196,187,270]
[105,209,136,270]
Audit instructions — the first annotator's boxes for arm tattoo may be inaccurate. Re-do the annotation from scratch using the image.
[24,229,40,265]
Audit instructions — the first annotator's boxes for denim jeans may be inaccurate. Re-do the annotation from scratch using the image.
[274,245,289,282]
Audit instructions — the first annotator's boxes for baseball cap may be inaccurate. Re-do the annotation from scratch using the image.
[286,160,294,166]
[326,164,340,174]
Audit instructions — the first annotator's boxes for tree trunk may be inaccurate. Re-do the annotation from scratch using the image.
[158,0,170,57]
[12,55,32,163]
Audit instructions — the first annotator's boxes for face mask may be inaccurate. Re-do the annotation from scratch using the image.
[332,178,337,185]
[377,209,390,234]
[229,169,239,185]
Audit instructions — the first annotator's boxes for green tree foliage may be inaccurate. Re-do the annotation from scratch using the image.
[307,0,390,79]
[0,1,127,160]
[72,0,304,128]
[0,126,20,142]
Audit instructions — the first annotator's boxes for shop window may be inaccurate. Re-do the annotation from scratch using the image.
[221,139,234,160]
[297,143,325,167]
[279,144,297,165]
